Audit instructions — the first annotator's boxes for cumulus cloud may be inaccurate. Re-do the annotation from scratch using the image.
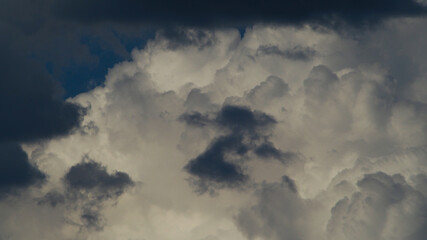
[1,19,427,240]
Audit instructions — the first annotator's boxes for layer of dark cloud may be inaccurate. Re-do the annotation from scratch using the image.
[182,105,293,193]
[157,28,218,50]
[0,142,46,198]
[58,0,427,28]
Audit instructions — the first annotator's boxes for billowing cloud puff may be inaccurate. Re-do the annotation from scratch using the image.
[1,20,427,240]
[328,172,427,240]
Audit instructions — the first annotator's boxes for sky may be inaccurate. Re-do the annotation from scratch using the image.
[1,1,427,240]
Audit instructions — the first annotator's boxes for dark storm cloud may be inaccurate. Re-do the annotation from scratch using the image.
[0,49,85,143]
[0,48,84,196]
[185,134,249,193]
[0,0,133,164]
[64,159,134,199]
[0,142,46,198]
[180,105,277,131]
[181,105,290,193]
[215,105,277,132]
[39,158,134,230]
[58,0,427,28]
[63,159,133,230]
[256,45,317,61]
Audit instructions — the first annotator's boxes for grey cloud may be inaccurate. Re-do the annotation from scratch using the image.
[39,158,134,231]
[64,159,134,198]
[254,142,298,164]
[63,159,134,230]
[179,112,212,127]
[182,105,292,194]
[184,88,214,112]
[236,172,427,240]
[256,45,317,61]
[254,142,283,159]
[245,75,289,107]
[412,174,427,197]
[80,208,105,231]
[185,134,249,194]
[236,176,316,240]
[328,172,427,240]
[79,121,100,136]
[37,191,66,207]
[304,65,339,104]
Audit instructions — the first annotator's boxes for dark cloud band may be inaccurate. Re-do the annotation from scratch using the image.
[59,0,427,28]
